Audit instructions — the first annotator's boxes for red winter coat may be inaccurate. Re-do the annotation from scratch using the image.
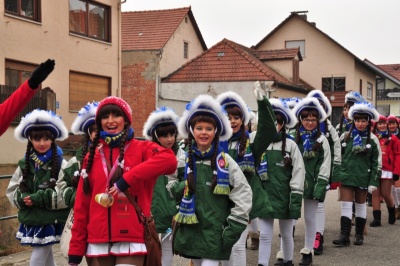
[0,80,37,136]
[378,134,400,175]
[69,138,177,257]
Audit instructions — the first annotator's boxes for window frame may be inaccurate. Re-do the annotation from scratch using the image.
[184,41,189,59]
[367,82,373,100]
[69,0,111,42]
[321,77,346,92]
[4,0,41,22]
[285,40,305,57]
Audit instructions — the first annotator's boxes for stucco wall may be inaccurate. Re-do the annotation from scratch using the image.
[0,1,121,163]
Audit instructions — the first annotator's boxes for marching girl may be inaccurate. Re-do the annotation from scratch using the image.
[332,102,381,247]
[291,97,331,266]
[169,94,252,266]
[369,115,400,226]
[336,92,366,136]
[216,91,274,266]
[388,115,400,219]
[7,109,69,266]
[252,85,305,266]
[68,96,177,266]
[306,90,341,256]
[143,106,186,266]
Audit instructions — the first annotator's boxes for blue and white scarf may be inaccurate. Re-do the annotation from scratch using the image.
[351,128,369,153]
[375,129,389,139]
[30,146,63,171]
[174,144,230,224]
[299,126,318,158]
[343,118,352,132]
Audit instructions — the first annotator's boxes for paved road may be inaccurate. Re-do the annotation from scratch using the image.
[0,190,398,265]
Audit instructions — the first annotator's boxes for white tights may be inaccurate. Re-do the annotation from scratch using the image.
[221,225,249,266]
[192,259,220,266]
[315,202,325,235]
[160,232,173,266]
[303,199,318,251]
[258,218,294,265]
[30,245,55,266]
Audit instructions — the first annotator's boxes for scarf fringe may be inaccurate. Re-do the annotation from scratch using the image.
[213,184,231,195]
[174,213,199,224]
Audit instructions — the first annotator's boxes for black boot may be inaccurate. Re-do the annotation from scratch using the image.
[332,216,351,246]
[369,210,381,227]
[299,248,313,266]
[388,206,396,224]
[354,217,366,245]
[282,261,294,266]
[313,232,324,255]
[366,193,372,206]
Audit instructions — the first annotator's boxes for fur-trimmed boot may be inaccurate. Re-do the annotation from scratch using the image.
[388,205,396,224]
[299,248,313,266]
[274,250,284,266]
[332,216,351,246]
[369,210,381,227]
[354,217,366,245]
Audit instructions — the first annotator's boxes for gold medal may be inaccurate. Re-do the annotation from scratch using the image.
[95,192,114,207]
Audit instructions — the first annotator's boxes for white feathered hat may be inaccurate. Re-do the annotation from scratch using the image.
[307,90,332,117]
[178,94,232,141]
[292,97,327,123]
[15,109,69,142]
[71,101,98,135]
[143,106,179,140]
[270,98,298,128]
[283,97,302,109]
[348,101,379,122]
[216,91,250,125]
[345,91,366,104]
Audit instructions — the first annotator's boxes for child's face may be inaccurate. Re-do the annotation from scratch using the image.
[228,114,243,134]
[301,115,318,131]
[343,107,349,119]
[376,121,387,132]
[101,113,125,134]
[192,121,216,152]
[158,133,176,149]
[388,121,398,132]
[354,118,368,131]
[31,137,52,154]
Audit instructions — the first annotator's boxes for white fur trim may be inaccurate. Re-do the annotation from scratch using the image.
[348,101,379,121]
[216,91,250,125]
[178,94,232,141]
[71,101,98,135]
[307,90,332,117]
[142,107,179,140]
[270,98,298,129]
[292,97,327,122]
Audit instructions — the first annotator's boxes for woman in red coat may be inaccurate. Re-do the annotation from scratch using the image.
[68,96,177,266]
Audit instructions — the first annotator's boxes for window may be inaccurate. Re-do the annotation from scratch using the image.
[367,82,373,99]
[285,40,305,57]
[5,0,41,21]
[322,77,346,91]
[69,71,110,111]
[184,42,189,59]
[69,0,110,42]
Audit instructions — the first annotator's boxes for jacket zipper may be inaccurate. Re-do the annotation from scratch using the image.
[108,147,113,242]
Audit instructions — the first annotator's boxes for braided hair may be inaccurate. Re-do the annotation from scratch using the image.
[225,105,247,157]
[275,114,292,168]
[20,130,58,193]
[186,115,219,193]
[83,104,131,194]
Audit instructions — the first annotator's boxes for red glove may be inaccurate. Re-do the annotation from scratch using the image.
[330,182,341,190]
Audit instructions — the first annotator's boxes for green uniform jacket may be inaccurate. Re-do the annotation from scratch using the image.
[151,148,185,233]
[333,132,382,188]
[6,157,70,226]
[326,120,342,182]
[170,153,252,260]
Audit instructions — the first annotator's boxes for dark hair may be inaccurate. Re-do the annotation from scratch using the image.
[152,123,178,153]
[295,110,322,153]
[338,102,352,135]
[225,105,247,157]
[186,115,219,193]
[275,114,292,167]
[83,105,131,194]
[20,130,58,193]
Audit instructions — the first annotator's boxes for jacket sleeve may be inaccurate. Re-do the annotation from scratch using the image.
[222,154,252,250]
[391,136,400,176]
[123,141,177,185]
[313,137,331,201]
[252,97,277,166]
[0,80,37,136]
[328,121,342,181]
[55,157,79,208]
[166,148,186,200]
[287,139,305,219]
[369,134,382,187]
[6,166,26,209]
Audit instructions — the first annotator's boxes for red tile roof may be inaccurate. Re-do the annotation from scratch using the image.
[254,48,302,61]
[122,7,206,51]
[376,64,400,81]
[162,38,304,89]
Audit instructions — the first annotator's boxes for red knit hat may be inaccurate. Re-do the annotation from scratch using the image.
[387,114,399,124]
[378,115,387,123]
[97,96,132,124]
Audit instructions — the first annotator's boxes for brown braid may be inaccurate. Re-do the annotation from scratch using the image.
[83,128,100,194]
[110,124,129,186]
[295,122,301,144]
[187,133,196,194]
[210,135,220,192]
[238,126,247,157]
[20,141,33,193]
[49,142,57,190]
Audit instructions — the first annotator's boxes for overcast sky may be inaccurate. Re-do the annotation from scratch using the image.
[121,0,399,65]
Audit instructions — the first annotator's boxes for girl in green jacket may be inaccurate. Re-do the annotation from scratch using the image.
[332,102,381,247]
[170,94,252,266]
[143,106,185,266]
[7,109,69,266]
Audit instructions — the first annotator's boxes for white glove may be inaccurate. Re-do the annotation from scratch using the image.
[253,81,265,101]
[368,185,377,194]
